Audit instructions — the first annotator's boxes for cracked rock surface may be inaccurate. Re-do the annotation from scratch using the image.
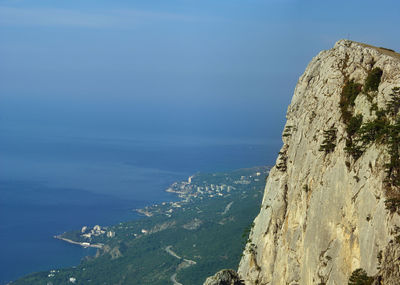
[235,40,400,285]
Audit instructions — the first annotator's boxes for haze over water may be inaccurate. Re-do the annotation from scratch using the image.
[2,0,400,283]
[0,123,280,284]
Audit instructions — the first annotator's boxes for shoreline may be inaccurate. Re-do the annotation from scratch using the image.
[54,181,186,249]
[12,166,269,284]
[54,235,103,249]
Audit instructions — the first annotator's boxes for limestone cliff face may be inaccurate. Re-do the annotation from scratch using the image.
[237,40,400,285]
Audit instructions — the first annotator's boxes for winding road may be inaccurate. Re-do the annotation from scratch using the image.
[165,245,196,285]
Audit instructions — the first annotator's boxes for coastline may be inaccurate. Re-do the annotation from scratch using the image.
[53,167,269,250]
[13,166,270,284]
[54,235,103,249]
[2,134,274,284]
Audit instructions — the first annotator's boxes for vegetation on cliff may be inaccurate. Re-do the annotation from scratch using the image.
[239,41,400,285]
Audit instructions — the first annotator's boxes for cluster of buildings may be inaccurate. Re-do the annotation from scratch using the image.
[133,170,267,231]
[80,225,115,239]
[46,270,76,284]
[166,178,236,201]
[139,174,245,218]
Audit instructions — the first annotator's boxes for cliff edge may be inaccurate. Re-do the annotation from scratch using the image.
[239,40,400,284]
[208,40,400,284]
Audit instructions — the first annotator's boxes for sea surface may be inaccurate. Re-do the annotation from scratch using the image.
[0,127,281,284]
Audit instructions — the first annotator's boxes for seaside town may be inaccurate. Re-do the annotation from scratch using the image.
[56,167,270,249]
[136,168,266,218]
[24,166,270,284]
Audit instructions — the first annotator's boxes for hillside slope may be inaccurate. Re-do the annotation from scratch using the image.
[13,167,268,285]
[236,40,400,284]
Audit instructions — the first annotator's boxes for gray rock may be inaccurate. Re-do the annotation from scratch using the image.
[203,269,244,285]
[236,40,400,284]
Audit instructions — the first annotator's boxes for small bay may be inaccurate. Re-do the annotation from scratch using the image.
[0,129,280,284]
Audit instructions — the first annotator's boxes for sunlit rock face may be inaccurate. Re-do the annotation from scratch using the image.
[236,40,400,285]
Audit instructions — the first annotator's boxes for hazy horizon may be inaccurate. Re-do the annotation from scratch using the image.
[2,1,400,283]
[2,0,400,145]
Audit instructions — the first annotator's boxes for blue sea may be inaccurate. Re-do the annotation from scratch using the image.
[0,127,280,284]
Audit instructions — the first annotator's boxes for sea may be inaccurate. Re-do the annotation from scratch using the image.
[0,127,281,284]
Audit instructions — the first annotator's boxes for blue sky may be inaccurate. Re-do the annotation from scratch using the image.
[1,0,400,142]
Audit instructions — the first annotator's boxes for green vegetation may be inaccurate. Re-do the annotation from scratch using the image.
[340,81,400,206]
[384,198,400,214]
[14,167,269,285]
[345,104,400,190]
[384,119,400,187]
[338,69,399,172]
[241,222,255,249]
[386,87,400,118]
[357,115,389,145]
[344,140,364,160]
[277,125,294,172]
[363,67,383,93]
[348,268,373,285]
[335,69,400,207]
[319,127,337,154]
[340,80,362,123]
[282,125,293,137]
[276,150,287,172]
[346,114,363,138]
[339,69,383,159]
[343,114,364,159]
[376,250,383,270]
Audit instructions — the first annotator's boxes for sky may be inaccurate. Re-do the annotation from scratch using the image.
[1,0,400,142]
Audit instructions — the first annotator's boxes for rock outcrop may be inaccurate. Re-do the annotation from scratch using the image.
[204,269,244,285]
[237,40,400,284]
[206,40,400,285]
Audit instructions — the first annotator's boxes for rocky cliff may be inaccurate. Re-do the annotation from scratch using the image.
[208,40,400,285]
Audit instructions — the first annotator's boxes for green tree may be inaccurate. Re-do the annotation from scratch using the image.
[364,67,383,92]
[319,127,337,153]
[348,268,373,285]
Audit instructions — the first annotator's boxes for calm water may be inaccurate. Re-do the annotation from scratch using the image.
[0,128,280,284]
